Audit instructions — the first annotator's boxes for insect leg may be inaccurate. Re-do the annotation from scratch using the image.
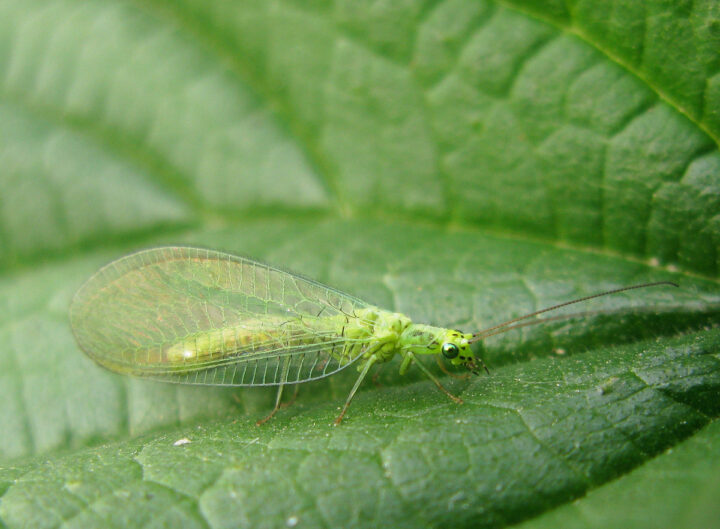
[408,352,463,404]
[256,356,292,426]
[279,384,300,409]
[435,355,471,380]
[334,354,379,426]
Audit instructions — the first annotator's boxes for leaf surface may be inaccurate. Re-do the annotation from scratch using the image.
[0,1,719,528]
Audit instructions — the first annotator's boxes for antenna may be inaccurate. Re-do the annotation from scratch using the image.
[469,281,678,343]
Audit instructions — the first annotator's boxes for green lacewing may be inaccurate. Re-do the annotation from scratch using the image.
[69,247,677,424]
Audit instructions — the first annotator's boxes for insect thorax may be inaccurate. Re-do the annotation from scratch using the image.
[353,310,459,363]
[398,323,446,351]
[347,308,411,363]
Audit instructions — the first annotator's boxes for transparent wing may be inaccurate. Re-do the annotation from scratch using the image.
[70,247,374,386]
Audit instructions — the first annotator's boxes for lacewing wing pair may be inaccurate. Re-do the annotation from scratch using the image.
[69,247,677,424]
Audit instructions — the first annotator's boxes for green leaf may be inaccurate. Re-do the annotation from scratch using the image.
[0,1,718,528]
[516,420,720,529]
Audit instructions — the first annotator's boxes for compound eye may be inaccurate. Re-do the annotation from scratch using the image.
[441,343,459,359]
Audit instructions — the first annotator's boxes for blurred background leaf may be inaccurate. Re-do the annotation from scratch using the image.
[0,1,719,528]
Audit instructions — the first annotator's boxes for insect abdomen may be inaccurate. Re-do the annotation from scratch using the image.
[161,314,370,367]
[163,327,270,364]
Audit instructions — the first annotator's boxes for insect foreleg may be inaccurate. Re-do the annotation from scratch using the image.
[435,355,471,380]
[399,353,413,375]
[407,352,463,405]
[334,354,379,425]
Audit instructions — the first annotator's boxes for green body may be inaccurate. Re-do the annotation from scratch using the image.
[161,309,473,378]
[70,247,478,423]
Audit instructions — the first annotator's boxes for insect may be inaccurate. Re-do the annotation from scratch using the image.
[69,246,677,425]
